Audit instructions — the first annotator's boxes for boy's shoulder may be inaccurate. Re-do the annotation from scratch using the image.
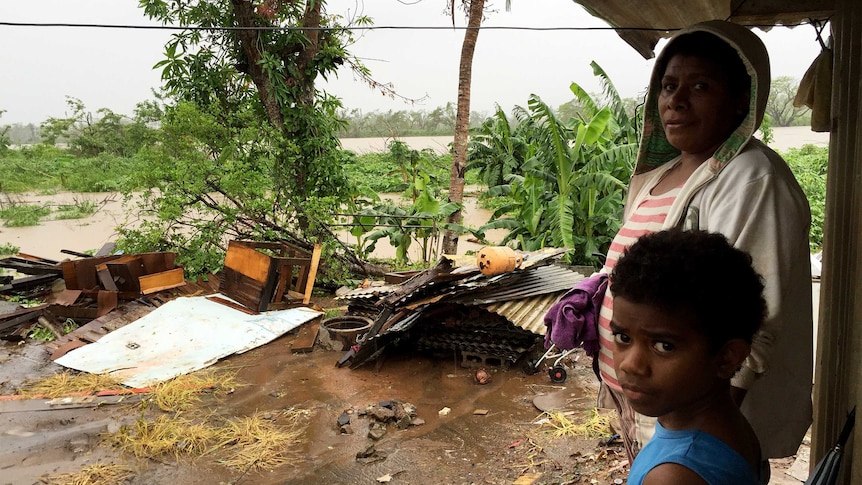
[629,424,759,485]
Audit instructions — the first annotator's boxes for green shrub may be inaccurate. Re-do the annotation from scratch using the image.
[0,204,51,227]
[55,199,98,220]
[782,144,827,252]
[0,242,19,255]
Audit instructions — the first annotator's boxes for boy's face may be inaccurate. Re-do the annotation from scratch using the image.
[610,296,729,424]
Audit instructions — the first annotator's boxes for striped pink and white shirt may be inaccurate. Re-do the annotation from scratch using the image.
[597,184,683,390]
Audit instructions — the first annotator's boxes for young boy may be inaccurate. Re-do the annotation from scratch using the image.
[610,229,766,485]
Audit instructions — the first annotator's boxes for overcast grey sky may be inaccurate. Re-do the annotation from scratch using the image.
[0,0,823,124]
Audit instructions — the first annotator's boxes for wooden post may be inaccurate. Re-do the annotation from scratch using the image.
[811,0,862,483]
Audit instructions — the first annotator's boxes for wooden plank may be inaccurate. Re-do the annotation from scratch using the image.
[223,241,271,283]
[49,289,82,306]
[290,317,321,353]
[106,257,146,293]
[0,308,45,333]
[139,252,176,274]
[0,274,61,293]
[0,258,62,276]
[0,393,144,413]
[259,257,281,312]
[47,291,117,321]
[219,267,266,311]
[62,255,122,290]
[273,266,292,303]
[205,295,259,315]
[15,253,60,265]
[303,244,322,305]
[139,268,185,295]
[96,264,118,291]
[96,291,118,317]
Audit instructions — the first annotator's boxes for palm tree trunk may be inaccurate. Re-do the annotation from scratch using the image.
[441,0,484,256]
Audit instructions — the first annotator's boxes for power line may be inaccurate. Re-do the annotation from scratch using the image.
[0,20,825,32]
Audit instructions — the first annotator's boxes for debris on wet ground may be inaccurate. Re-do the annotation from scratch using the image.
[53,294,322,387]
[335,248,588,371]
[0,243,811,484]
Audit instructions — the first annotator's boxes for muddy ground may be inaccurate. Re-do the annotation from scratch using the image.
[1,298,628,485]
[0,293,810,485]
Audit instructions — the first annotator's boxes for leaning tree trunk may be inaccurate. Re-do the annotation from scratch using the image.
[441,0,484,256]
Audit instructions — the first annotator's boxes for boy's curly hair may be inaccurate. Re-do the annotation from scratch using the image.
[611,229,767,349]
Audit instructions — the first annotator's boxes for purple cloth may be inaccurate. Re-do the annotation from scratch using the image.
[543,273,608,357]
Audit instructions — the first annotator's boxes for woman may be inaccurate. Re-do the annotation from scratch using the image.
[595,20,813,475]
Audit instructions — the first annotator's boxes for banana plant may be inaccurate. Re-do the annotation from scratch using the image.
[471,62,637,265]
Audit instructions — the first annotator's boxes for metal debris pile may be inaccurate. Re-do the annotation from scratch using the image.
[334,248,588,370]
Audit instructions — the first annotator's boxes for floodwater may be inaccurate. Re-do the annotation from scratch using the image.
[0,190,503,263]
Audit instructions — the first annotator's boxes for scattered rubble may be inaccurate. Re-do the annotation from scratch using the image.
[335,248,588,370]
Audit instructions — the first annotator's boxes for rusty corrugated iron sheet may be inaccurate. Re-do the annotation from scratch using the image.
[482,292,563,337]
[452,265,585,306]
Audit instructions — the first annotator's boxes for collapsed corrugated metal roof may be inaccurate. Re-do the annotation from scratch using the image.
[335,249,587,369]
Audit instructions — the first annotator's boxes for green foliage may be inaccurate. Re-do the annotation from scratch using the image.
[40,97,160,157]
[28,325,55,342]
[782,145,828,251]
[0,242,19,255]
[126,1,381,279]
[55,199,98,220]
[469,62,637,266]
[0,110,10,153]
[759,113,774,144]
[63,319,80,334]
[0,144,69,193]
[0,143,148,194]
[0,204,52,227]
[7,295,43,307]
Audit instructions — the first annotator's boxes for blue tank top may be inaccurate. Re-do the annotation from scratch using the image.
[628,422,760,485]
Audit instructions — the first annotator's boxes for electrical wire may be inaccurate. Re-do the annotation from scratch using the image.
[0,20,829,32]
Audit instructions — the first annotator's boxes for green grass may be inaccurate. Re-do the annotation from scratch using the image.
[55,199,98,220]
[28,325,55,341]
[0,204,52,227]
[0,242,19,256]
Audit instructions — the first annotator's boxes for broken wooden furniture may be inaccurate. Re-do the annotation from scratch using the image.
[51,252,185,322]
[220,240,322,312]
[62,252,185,299]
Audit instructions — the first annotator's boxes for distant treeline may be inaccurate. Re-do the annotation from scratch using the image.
[4,122,41,145]
[2,103,489,145]
[337,102,486,138]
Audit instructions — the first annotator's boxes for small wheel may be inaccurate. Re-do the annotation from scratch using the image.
[549,365,567,383]
[523,360,540,375]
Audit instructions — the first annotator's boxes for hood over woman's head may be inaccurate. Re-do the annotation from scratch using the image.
[635,20,771,173]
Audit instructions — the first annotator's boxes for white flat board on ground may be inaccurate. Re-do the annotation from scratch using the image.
[55,295,321,387]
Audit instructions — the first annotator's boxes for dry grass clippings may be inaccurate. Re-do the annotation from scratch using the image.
[42,463,135,485]
[216,410,307,471]
[105,407,309,473]
[16,371,125,399]
[539,408,612,439]
[106,414,222,459]
[149,368,243,412]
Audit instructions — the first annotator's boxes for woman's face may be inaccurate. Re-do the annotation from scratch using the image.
[659,54,748,161]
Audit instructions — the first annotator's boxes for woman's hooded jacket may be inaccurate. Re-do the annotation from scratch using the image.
[627,20,813,459]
